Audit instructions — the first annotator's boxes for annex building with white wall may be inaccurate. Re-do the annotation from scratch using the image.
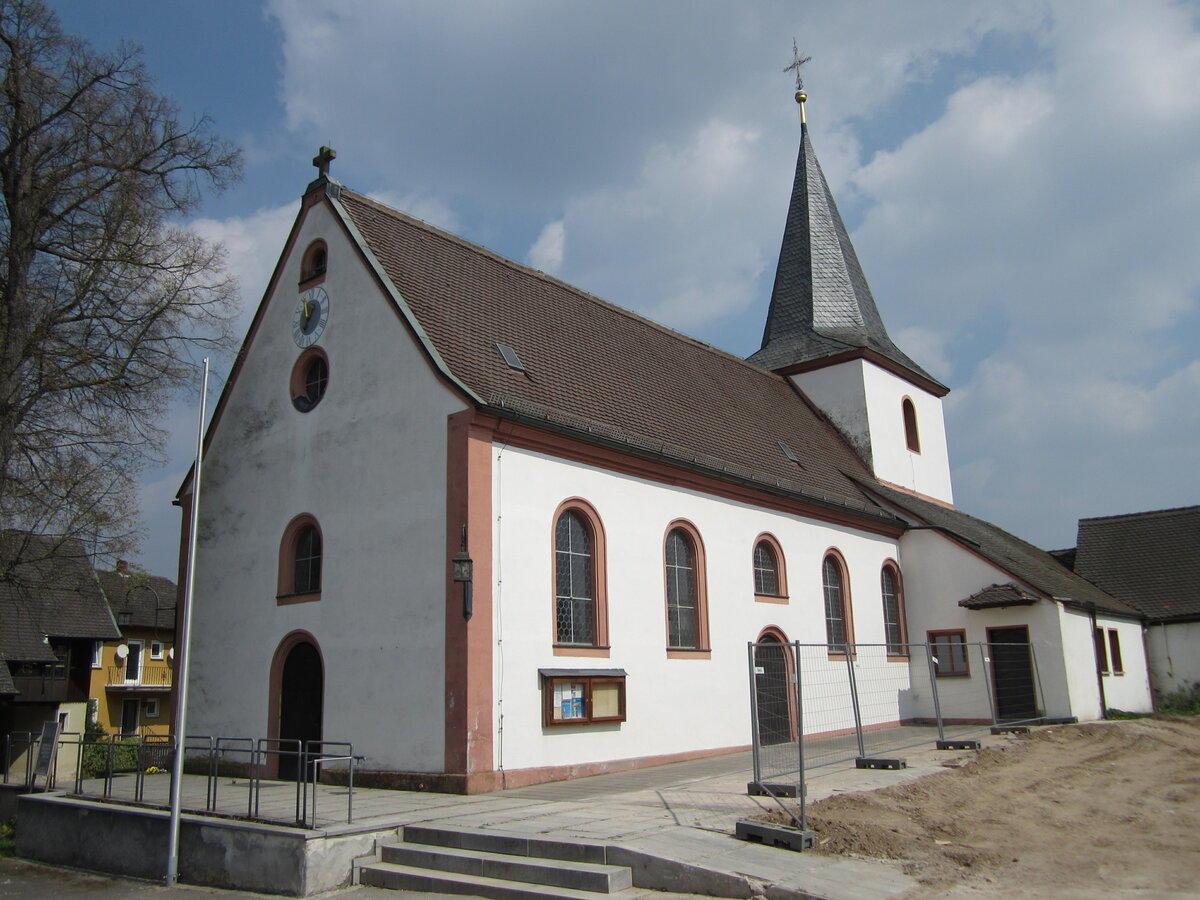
[176,99,1151,793]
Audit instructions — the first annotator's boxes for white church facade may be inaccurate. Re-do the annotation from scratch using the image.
[177,106,1151,792]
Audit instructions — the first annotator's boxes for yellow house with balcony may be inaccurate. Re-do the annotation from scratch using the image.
[88,564,177,738]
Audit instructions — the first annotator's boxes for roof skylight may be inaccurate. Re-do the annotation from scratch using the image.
[495,343,526,372]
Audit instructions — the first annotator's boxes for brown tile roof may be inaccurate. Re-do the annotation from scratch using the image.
[337,189,896,525]
[96,569,177,631]
[0,534,120,664]
[959,583,1039,610]
[861,484,1144,620]
[1073,505,1200,622]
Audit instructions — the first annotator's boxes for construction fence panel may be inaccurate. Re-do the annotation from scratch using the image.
[853,643,945,761]
[793,644,862,770]
[749,640,1052,784]
[748,640,802,789]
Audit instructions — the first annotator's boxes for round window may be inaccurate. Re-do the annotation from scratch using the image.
[290,348,329,412]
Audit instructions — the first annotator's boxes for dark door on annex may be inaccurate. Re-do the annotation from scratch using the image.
[987,626,1038,722]
[754,636,792,745]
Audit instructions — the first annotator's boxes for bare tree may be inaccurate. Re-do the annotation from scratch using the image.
[0,0,241,580]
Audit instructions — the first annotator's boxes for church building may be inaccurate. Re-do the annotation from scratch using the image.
[177,91,1151,792]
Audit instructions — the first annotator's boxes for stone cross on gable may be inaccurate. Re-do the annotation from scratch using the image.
[312,146,337,178]
[784,40,812,92]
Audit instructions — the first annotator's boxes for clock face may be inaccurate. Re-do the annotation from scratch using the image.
[293,286,330,347]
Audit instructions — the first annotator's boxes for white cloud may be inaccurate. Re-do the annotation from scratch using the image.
[528,220,565,275]
[189,202,299,343]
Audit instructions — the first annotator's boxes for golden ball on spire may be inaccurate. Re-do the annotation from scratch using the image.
[795,90,807,105]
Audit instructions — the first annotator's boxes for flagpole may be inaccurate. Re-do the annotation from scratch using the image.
[165,358,209,885]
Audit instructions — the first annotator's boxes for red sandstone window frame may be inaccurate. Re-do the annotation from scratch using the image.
[902,397,921,454]
[821,550,855,658]
[663,520,711,658]
[752,533,788,603]
[299,239,328,287]
[277,514,323,605]
[1094,627,1110,674]
[1107,629,1124,675]
[929,629,969,677]
[551,498,610,657]
[290,346,329,413]
[881,561,908,660]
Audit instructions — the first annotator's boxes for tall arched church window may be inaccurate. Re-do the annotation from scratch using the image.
[278,515,323,603]
[664,522,709,654]
[822,553,852,650]
[552,500,609,654]
[555,510,594,645]
[902,397,921,453]
[881,563,907,657]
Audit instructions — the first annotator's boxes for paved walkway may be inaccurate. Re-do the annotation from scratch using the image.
[61,727,1019,900]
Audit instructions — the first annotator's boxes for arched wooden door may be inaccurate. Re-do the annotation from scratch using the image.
[277,640,323,780]
[754,634,792,746]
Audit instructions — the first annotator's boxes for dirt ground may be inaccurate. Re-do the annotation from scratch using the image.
[803,717,1200,898]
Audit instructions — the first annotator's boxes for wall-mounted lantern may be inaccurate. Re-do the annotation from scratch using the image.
[451,524,473,621]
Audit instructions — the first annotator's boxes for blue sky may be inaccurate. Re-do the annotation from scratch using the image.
[48,1,1200,578]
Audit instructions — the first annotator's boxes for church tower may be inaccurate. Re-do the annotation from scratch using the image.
[749,74,954,504]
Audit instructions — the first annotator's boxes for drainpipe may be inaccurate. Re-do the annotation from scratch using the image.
[1085,601,1108,720]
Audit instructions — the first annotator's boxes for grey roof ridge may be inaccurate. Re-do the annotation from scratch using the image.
[328,189,483,406]
[1079,503,1200,525]
[341,188,792,383]
[484,393,901,525]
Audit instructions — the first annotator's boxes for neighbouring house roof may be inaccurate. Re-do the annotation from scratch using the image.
[1072,505,1200,622]
[335,187,900,528]
[0,650,15,696]
[96,568,177,632]
[959,583,1040,610]
[861,483,1144,620]
[0,534,120,668]
[746,121,944,394]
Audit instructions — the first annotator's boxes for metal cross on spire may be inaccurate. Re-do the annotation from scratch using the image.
[784,41,812,92]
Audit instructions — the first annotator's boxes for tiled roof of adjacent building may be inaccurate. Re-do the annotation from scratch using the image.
[959,583,1040,610]
[747,123,943,392]
[337,188,899,527]
[861,484,1143,619]
[1072,505,1200,622]
[0,534,120,665]
[96,567,177,631]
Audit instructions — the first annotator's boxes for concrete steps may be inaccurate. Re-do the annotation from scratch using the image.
[359,825,635,900]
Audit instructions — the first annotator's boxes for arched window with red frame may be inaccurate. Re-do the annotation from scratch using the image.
[752,534,788,602]
[663,521,709,654]
[822,551,853,650]
[881,562,908,657]
[551,499,609,654]
[278,514,323,604]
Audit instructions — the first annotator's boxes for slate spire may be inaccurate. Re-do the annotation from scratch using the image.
[748,100,942,390]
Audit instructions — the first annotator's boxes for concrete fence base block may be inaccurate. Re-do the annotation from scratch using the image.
[936,739,981,750]
[745,781,801,798]
[735,819,815,852]
[854,757,906,770]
